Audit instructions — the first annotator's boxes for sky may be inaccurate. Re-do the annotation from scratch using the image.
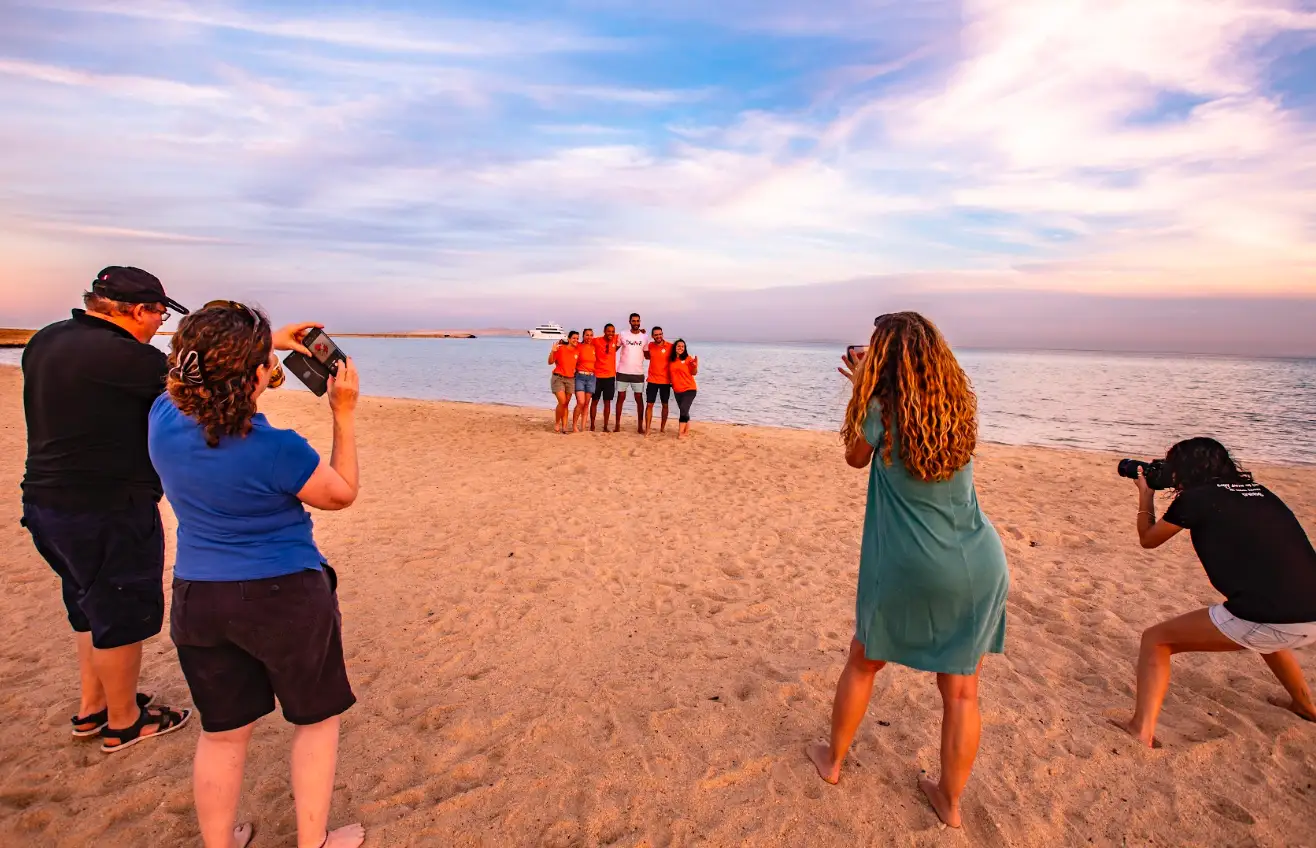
[1,0,1314,354]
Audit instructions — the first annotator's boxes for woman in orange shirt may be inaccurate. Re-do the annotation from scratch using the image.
[572,328,598,433]
[546,330,580,434]
[668,339,699,440]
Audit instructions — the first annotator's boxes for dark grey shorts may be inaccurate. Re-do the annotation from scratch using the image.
[171,565,356,732]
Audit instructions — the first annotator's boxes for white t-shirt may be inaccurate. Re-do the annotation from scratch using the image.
[617,331,649,376]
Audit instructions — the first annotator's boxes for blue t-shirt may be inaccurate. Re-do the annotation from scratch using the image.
[148,394,325,581]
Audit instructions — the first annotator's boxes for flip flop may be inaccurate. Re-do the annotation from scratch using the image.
[71,692,156,738]
[100,704,193,753]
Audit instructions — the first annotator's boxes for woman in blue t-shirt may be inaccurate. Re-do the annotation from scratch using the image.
[1118,437,1316,748]
[148,302,365,848]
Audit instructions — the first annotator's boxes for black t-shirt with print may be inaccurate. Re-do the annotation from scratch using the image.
[1162,482,1316,624]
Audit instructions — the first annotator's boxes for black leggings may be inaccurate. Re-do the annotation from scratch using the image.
[675,390,697,423]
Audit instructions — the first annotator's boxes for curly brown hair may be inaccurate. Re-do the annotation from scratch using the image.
[840,312,977,482]
[166,303,273,448]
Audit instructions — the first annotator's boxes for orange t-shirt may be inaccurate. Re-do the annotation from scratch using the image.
[646,341,673,384]
[592,337,619,378]
[551,344,579,378]
[670,356,698,393]
[577,340,598,374]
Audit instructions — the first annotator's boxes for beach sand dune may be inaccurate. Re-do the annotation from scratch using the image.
[1,365,1314,847]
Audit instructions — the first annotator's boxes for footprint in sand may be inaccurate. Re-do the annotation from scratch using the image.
[1209,798,1255,825]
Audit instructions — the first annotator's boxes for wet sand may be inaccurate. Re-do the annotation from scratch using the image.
[1,364,1314,847]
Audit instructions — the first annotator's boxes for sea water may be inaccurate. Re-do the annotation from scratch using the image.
[3,338,1312,464]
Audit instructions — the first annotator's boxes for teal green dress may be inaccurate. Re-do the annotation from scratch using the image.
[855,403,1009,675]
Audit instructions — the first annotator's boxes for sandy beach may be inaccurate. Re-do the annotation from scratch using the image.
[1,363,1314,848]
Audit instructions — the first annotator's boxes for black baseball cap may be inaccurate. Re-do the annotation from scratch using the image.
[91,266,189,314]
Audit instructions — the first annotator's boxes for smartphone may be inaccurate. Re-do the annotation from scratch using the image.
[284,328,348,397]
[303,328,347,372]
[846,345,867,367]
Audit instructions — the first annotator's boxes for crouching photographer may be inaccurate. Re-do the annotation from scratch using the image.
[147,302,365,848]
[1117,437,1316,747]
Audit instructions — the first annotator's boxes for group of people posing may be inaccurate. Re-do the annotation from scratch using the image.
[17,267,1316,843]
[547,312,699,439]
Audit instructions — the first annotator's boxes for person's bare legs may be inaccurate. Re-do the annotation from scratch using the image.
[91,641,146,729]
[194,723,257,848]
[589,396,599,431]
[613,394,625,431]
[1262,649,1316,721]
[601,400,613,432]
[633,392,644,433]
[807,638,886,784]
[644,402,655,436]
[552,390,569,433]
[919,664,983,829]
[291,716,363,848]
[74,631,107,719]
[677,421,690,440]
[573,392,588,432]
[1121,607,1243,747]
[659,402,670,433]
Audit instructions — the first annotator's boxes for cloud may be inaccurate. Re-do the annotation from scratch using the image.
[0,58,228,105]
[0,0,1314,351]
[35,0,632,55]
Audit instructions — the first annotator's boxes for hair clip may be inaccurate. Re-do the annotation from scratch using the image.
[171,349,206,385]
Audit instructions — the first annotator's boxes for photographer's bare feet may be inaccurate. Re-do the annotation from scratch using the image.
[805,741,840,785]
[1269,695,1316,722]
[233,823,254,848]
[919,773,962,829]
[1109,717,1162,748]
[318,823,365,848]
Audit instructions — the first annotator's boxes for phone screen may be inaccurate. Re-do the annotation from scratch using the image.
[846,345,867,365]
[304,329,346,369]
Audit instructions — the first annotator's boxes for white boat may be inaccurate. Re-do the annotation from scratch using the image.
[529,323,565,340]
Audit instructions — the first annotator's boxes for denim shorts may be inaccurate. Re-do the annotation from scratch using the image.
[575,373,597,394]
[21,496,166,649]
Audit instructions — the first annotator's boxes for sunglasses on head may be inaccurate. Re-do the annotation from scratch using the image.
[202,300,285,389]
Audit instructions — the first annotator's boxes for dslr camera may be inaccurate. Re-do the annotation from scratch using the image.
[1117,458,1173,490]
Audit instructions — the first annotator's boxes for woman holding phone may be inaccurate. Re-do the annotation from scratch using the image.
[148,302,364,848]
[807,312,1009,830]
[668,339,698,439]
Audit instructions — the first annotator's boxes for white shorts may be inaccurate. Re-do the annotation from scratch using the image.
[1209,604,1316,653]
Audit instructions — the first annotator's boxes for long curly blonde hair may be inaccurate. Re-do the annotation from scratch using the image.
[840,312,977,482]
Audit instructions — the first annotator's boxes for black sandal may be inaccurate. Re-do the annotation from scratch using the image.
[72,692,156,738]
[100,704,193,753]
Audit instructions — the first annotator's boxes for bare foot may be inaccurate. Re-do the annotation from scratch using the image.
[805,741,840,785]
[233,822,254,848]
[322,823,366,848]
[1107,717,1162,749]
[1268,695,1316,722]
[919,773,962,829]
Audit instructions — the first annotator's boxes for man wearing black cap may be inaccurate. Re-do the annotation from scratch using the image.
[20,266,194,750]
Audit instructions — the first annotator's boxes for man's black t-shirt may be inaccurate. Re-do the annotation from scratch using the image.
[21,310,169,510]
[1162,482,1316,624]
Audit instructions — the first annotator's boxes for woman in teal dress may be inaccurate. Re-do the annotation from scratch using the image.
[807,312,1009,830]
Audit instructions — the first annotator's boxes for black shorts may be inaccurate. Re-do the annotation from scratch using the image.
[645,382,672,404]
[593,377,617,401]
[21,496,165,649]
[171,566,356,733]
